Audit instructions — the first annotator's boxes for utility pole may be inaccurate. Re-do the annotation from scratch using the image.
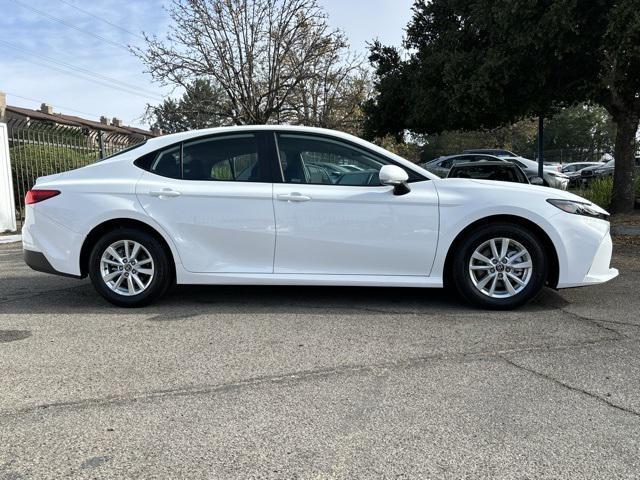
[537,116,544,178]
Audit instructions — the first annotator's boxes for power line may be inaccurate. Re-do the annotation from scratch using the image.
[4,92,104,119]
[55,0,146,41]
[0,39,163,101]
[10,0,130,51]
[7,51,164,102]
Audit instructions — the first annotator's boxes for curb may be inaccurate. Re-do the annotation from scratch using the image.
[0,234,21,244]
[611,225,640,236]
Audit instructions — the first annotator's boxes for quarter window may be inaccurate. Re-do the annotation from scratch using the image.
[150,146,181,179]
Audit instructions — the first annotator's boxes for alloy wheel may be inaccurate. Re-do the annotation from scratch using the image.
[468,237,533,299]
[99,240,155,296]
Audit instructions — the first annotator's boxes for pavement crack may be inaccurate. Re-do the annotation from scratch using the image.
[0,336,630,418]
[499,355,640,419]
[557,307,629,339]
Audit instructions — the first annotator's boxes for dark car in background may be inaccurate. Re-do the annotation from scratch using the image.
[446,161,536,185]
[561,162,603,187]
[580,159,615,185]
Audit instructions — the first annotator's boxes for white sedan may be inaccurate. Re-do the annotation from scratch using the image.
[22,126,618,309]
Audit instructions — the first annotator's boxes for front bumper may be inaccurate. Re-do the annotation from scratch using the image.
[555,218,618,288]
[548,176,569,190]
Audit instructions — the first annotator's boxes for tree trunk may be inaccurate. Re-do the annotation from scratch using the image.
[610,113,639,214]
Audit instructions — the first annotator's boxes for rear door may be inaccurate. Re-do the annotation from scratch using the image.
[136,132,276,273]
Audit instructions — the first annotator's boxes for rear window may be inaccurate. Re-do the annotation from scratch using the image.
[97,140,147,162]
[450,164,527,183]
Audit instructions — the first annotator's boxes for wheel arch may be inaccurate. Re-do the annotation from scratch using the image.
[442,214,560,289]
[79,218,177,278]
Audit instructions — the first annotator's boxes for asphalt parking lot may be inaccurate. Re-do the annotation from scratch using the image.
[1,241,639,479]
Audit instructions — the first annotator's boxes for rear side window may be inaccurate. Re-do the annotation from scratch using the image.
[134,133,269,182]
[182,134,261,182]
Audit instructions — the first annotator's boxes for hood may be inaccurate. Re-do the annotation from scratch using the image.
[439,177,598,203]
[581,163,613,172]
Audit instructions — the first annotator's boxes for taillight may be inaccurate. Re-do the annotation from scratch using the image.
[25,189,60,205]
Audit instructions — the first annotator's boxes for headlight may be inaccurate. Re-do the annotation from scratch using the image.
[547,199,609,220]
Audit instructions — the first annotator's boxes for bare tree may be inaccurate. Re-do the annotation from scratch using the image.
[135,0,363,126]
[285,47,371,134]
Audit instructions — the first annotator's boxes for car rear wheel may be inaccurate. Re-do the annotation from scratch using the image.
[88,228,171,307]
[452,223,548,309]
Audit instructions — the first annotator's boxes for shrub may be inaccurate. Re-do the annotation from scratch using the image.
[10,144,98,217]
[577,176,614,209]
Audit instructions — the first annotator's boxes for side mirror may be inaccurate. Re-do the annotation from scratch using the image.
[529,176,544,186]
[379,165,410,195]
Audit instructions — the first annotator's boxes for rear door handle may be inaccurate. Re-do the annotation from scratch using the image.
[277,193,312,202]
[150,189,181,198]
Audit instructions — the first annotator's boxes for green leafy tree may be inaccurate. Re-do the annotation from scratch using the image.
[145,79,230,133]
[542,104,616,161]
[365,0,640,212]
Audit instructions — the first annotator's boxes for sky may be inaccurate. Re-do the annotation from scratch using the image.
[0,0,414,129]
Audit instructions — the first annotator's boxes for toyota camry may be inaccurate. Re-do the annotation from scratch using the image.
[22,126,618,309]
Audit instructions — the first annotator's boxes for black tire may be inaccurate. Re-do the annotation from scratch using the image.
[88,228,172,307]
[452,223,548,310]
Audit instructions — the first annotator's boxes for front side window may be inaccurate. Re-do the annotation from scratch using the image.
[182,134,262,182]
[275,133,421,186]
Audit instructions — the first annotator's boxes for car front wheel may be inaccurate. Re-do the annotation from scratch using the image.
[452,223,548,309]
[88,228,171,307]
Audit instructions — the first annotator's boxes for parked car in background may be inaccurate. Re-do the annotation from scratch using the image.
[22,125,617,309]
[499,156,570,190]
[447,161,535,185]
[561,162,603,174]
[580,159,615,185]
[561,162,603,187]
[421,154,508,178]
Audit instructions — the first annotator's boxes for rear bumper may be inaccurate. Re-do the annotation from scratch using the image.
[22,204,85,277]
[23,249,82,278]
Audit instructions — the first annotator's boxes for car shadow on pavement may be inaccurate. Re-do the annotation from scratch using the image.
[0,274,570,316]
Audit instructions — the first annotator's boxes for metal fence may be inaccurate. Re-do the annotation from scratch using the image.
[7,118,146,228]
[532,148,612,164]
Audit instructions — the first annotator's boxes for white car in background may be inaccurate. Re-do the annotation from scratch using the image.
[22,126,617,309]
[499,156,570,190]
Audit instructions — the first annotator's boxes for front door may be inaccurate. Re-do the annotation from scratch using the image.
[136,132,276,273]
[272,132,439,276]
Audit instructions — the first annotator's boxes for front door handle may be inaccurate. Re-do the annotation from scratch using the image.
[150,189,181,198]
[277,193,312,203]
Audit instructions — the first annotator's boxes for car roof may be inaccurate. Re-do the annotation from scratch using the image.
[463,148,515,154]
[113,125,440,181]
[451,161,516,167]
[441,153,505,161]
